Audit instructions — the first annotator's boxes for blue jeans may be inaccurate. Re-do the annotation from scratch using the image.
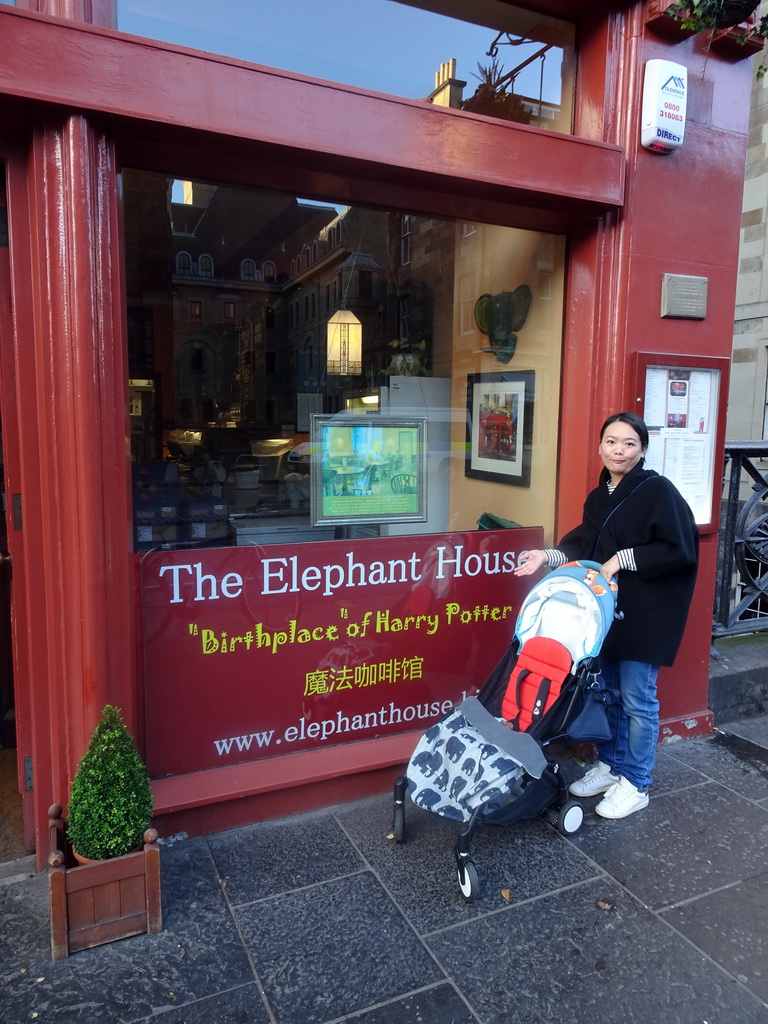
[596,658,660,793]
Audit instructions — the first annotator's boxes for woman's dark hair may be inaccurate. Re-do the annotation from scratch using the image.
[600,411,649,450]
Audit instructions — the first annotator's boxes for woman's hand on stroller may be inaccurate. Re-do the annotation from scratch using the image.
[514,550,548,577]
[600,555,620,583]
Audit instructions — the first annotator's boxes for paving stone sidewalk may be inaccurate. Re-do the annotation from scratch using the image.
[2,715,768,1023]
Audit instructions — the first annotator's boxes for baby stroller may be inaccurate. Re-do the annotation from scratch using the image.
[392,560,618,902]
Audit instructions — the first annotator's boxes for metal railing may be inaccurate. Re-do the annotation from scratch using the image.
[714,441,768,637]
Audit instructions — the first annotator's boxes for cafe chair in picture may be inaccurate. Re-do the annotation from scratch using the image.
[391,473,417,494]
[323,466,342,496]
[352,464,377,496]
[382,453,402,480]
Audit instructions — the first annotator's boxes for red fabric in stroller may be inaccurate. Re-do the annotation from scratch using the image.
[501,636,574,732]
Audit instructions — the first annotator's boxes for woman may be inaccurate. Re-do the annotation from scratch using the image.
[514,412,698,819]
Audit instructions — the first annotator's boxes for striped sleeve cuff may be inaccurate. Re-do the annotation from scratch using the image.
[616,548,636,571]
[544,549,568,568]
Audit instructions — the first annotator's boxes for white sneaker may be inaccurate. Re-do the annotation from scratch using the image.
[595,776,649,819]
[568,761,619,797]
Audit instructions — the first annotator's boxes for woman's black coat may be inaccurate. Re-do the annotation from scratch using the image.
[558,462,699,666]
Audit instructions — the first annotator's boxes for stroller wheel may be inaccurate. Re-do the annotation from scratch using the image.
[557,800,584,836]
[457,860,479,902]
[393,804,405,844]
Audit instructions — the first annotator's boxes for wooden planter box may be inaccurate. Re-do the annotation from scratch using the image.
[47,804,162,961]
[711,14,765,58]
[645,0,698,40]
[645,0,764,58]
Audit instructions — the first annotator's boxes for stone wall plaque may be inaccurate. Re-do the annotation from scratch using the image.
[660,273,708,319]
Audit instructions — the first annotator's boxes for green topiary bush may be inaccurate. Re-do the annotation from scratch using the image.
[67,705,154,861]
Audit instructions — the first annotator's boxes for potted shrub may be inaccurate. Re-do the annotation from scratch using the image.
[48,705,161,959]
[67,704,153,860]
[383,337,429,377]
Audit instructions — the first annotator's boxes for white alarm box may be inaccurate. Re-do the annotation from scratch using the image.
[641,59,687,154]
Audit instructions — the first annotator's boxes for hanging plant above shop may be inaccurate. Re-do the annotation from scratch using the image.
[666,1,768,74]
[668,0,759,29]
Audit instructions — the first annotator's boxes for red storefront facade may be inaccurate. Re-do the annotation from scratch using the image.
[0,0,755,863]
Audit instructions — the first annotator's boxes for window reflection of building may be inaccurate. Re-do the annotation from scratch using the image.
[427,25,573,134]
[285,205,388,405]
[117,2,576,136]
[124,169,566,542]
[400,214,411,266]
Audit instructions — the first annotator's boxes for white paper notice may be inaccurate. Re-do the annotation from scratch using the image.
[642,364,720,525]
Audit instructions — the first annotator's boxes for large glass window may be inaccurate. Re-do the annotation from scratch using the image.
[124,171,565,550]
[116,1,575,135]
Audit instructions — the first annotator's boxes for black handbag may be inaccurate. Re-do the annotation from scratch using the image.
[567,674,615,743]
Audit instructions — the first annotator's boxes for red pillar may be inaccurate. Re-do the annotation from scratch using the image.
[10,113,134,863]
[564,5,751,735]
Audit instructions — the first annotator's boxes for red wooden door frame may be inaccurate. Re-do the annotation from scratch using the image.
[0,0,751,850]
[0,139,35,851]
[0,113,136,861]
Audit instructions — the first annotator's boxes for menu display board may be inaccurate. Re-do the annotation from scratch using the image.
[635,355,727,530]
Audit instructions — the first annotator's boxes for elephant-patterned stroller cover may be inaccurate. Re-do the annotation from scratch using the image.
[405,696,547,823]
[404,561,617,826]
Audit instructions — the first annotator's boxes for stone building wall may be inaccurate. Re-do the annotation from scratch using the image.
[731,2,768,438]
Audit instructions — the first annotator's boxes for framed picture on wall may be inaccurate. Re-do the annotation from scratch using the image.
[465,371,535,487]
[311,414,428,526]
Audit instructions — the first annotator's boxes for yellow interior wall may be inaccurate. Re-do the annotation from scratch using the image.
[445,225,565,544]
